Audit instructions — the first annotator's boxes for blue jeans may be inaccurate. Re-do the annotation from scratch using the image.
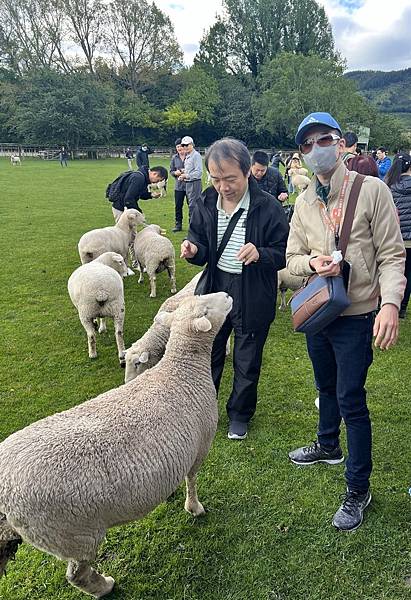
[306,313,374,492]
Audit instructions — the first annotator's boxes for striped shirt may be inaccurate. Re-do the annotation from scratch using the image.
[216,188,250,273]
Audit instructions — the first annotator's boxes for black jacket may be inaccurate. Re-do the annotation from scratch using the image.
[113,167,151,212]
[390,175,411,241]
[253,166,287,200]
[270,153,285,169]
[186,177,289,332]
[136,147,151,168]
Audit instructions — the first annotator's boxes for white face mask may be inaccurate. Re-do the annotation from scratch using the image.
[303,144,339,175]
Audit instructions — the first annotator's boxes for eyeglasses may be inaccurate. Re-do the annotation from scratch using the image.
[299,133,340,155]
[181,143,190,147]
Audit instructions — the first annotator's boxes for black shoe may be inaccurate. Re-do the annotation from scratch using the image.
[288,440,344,465]
[172,224,182,232]
[332,489,372,531]
[228,421,248,440]
[399,308,406,319]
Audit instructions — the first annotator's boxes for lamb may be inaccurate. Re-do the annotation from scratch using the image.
[68,252,128,365]
[124,271,202,382]
[10,155,21,166]
[0,292,233,598]
[277,268,304,309]
[148,179,167,198]
[78,208,145,264]
[133,224,177,298]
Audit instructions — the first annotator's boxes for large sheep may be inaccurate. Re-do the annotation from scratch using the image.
[0,292,233,598]
[133,224,176,298]
[78,208,145,264]
[125,271,202,382]
[68,252,128,365]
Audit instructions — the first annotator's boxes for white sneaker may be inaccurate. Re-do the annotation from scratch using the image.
[126,267,135,277]
[315,397,320,410]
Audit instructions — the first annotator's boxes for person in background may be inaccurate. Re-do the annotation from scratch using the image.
[125,147,134,170]
[178,136,203,219]
[59,146,68,167]
[285,153,302,194]
[270,149,285,169]
[170,138,188,232]
[111,165,168,221]
[341,132,358,165]
[251,151,288,202]
[385,152,411,319]
[376,147,392,180]
[347,155,379,177]
[136,143,152,169]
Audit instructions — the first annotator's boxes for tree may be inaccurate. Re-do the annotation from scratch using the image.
[194,19,233,75]
[62,0,106,73]
[283,0,335,60]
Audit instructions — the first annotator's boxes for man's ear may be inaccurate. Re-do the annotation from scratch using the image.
[154,311,174,327]
[193,316,212,332]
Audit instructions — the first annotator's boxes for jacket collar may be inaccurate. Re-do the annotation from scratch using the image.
[303,160,353,205]
[202,176,268,213]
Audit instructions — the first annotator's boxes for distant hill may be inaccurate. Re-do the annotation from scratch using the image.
[345,68,411,129]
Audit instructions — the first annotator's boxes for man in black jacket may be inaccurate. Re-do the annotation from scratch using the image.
[181,138,289,440]
[111,165,168,221]
[136,144,152,169]
[251,150,288,202]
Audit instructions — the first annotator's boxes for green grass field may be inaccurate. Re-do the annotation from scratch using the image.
[0,157,410,600]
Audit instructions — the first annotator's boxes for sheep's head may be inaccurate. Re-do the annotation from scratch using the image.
[155,292,233,338]
[95,252,128,277]
[124,208,146,230]
[124,342,164,383]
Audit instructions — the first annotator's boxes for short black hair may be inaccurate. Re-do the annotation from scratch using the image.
[205,138,251,176]
[377,146,387,153]
[252,151,269,167]
[174,138,182,146]
[343,131,358,147]
[150,166,168,180]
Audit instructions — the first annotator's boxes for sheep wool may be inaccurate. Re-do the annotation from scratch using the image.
[0,292,232,598]
[68,252,128,364]
[133,224,176,298]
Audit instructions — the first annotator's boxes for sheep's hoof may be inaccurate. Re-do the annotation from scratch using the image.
[94,576,115,598]
[89,353,97,359]
[98,326,106,334]
[184,500,206,517]
[149,293,156,298]
[171,288,177,294]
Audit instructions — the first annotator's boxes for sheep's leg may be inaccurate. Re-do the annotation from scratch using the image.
[279,288,287,310]
[114,311,126,367]
[148,272,156,298]
[166,262,177,294]
[66,560,114,598]
[135,261,144,284]
[184,471,205,517]
[98,318,107,334]
[80,316,97,358]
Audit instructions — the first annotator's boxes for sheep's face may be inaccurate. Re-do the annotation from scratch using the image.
[124,346,158,382]
[126,209,146,229]
[156,293,233,337]
[109,253,128,277]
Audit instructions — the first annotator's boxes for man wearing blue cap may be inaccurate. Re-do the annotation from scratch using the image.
[286,112,406,531]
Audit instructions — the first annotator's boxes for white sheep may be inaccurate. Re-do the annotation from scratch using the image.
[277,268,304,310]
[133,224,177,298]
[147,180,167,198]
[288,167,311,192]
[78,208,145,264]
[10,155,21,166]
[125,271,202,382]
[0,292,233,598]
[68,252,128,365]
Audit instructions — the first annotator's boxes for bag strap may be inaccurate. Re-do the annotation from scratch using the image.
[216,208,245,262]
[337,174,365,256]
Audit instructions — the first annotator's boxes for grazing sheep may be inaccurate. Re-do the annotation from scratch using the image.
[0,292,233,598]
[10,155,21,166]
[78,208,145,264]
[277,268,304,309]
[125,271,202,382]
[148,180,167,198]
[133,224,176,298]
[68,252,128,365]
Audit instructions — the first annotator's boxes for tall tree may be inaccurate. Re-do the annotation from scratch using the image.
[62,0,106,73]
[105,0,183,91]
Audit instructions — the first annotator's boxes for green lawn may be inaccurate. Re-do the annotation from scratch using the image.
[0,157,410,600]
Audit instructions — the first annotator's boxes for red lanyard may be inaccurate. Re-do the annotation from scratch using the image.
[318,171,350,246]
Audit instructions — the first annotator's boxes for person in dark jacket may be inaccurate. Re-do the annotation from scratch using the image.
[270,150,285,169]
[386,152,411,318]
[125,147,134,170]
[180,138,289,440]
[136,144,152,169]
[111,165,168,221]
[170,138,188,232]
[251,151,288,202]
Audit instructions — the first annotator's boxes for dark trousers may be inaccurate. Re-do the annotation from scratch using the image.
[401,247,411,312]
[306,313,374,492]
[174,189,188,226]
[211,269,270,423]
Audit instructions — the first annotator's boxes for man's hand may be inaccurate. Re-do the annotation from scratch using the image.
[178,173,187,181]
[180,240,198,259]
[237,243,259,265]
[373,303,399,350]
[278,192,288,203]
[309,255,341,277]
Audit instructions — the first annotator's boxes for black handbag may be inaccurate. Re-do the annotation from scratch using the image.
[194,208,245,295]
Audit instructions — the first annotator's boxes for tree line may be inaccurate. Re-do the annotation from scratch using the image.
[0,0,408,150]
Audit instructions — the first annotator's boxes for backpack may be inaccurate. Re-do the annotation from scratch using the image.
[105,171,135,203]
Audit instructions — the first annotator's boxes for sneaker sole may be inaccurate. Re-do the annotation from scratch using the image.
[332,493,372,532]
[227,432,248,440]
[289,456,345,466]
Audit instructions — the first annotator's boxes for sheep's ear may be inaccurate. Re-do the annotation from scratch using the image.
[193,316,212,332]
[155,311,174,327]
[139,351,149,363]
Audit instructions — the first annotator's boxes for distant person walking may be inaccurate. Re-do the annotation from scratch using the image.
[178,136,203,219]
[170,138,188,232]
[136,144,152,169]
[270,150,285,169]
[386,152,411,319]
[125,147,134,170]
[376,147,392,180]
[59,146,68,167]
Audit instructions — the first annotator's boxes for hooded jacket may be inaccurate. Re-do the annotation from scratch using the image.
[186,177,289,332]
[389,175,411,243]
[112,167,152,212]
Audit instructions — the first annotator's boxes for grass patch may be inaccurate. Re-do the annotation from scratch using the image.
[0,158,410,600]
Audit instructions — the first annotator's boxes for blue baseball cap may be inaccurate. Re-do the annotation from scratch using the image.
[295,112,342,145]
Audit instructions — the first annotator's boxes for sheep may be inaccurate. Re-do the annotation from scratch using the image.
[124,271,202,382]
[10,155,21,166]
[68,252,128,365]
[0,291,233,598]
[277,268,304,310]
[288,167,311,192]
[147,179,167,198]
[133,224,176,298]
[78,208,145,265]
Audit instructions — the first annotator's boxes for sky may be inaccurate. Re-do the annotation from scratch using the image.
[156,0,411,73]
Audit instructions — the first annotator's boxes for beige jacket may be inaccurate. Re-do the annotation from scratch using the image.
[286,161,406,315]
